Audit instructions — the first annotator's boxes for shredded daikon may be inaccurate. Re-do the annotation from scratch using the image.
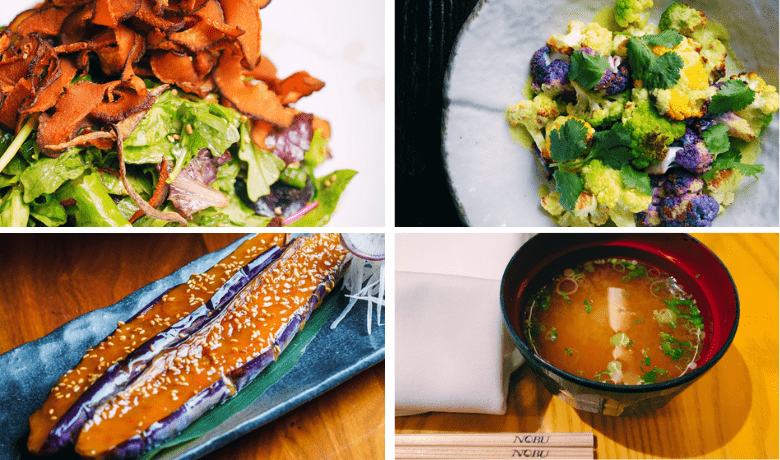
[332,256,385,333]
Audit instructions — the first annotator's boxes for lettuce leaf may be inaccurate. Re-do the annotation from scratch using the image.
[286,169,356,227]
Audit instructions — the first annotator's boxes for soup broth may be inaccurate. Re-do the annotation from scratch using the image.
[524,258,706,385]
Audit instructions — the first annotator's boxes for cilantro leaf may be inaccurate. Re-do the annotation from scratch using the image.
[641,30,684,49]
[620,165,652,195]
[570,50,610,91]
[590,122,634,169]
[702,140,765,181]
[732,161,766,178]
[627,37,683,90]
[702,123,730,156]
[549,118,589,163]
[553,169,583,211]
[709,80,756,115]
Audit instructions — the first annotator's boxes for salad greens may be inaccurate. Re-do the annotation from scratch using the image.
[0,84,353,227]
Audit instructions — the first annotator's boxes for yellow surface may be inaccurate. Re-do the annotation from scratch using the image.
[395,233,779,459]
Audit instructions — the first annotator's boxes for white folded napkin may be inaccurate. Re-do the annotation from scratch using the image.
[396,271,524,416]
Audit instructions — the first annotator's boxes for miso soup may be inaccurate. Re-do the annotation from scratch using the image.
[524,258,706,385]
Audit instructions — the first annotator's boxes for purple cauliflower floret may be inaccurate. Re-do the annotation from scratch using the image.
[594,56,630,96]
[660,194,719,227]
[714,111,757,141]
[574,48,629,96]
[636,205,663,226]
[531,46,570,96]
[681,127,702,146]
[636,176,666,226]
[663,169,704,196]
[675,141,713,175]
[686,116,716,138]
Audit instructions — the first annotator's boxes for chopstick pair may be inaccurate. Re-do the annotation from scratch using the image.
[396,433,594,459]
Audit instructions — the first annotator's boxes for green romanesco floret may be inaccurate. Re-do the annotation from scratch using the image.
[659,3,707,36]
[566,82,627,128]
[507,93,562,153]
[614,0,653,28]
[547,21,615,56]
[582,159,653,213]
[622,88,686,168]
[733,72,780,136]
[540,189,610,226]
[611,24,660,56]
[651,37,717,120]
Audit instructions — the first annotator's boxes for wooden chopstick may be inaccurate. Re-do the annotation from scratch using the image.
[396,446,594,459]
[396,432,594,448]
[395,433,594,459]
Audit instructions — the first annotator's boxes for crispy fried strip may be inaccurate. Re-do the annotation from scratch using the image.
[91,87,152,122]
[36,81,109,152]
[115,125,188,225]
[0,79,34,132]
[58,4,92,45]
[129,156,169,223]
[114,84,170,138]
[43,131,115,153]
[16,5,72,38]
[0,30,11,55]
[20,57,78,115]
[213,47,297,127]
[250,118,273,150]
[221,0,262,69]
[169,0,243,52]
[312,116,331,139]
[135,0,184,32]
[151,50,202,82]
[92,0,142,28]
[277,71,324,105]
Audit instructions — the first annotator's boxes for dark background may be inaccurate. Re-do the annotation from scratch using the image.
[396,0,481,227]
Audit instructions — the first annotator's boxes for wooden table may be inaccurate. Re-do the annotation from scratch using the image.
[396,233,779,459]
[0,233,384,460]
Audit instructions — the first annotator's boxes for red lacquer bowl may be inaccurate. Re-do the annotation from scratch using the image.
[500,233,739,416]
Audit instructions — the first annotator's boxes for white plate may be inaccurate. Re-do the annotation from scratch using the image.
[0,0,385,227]
[444,0,779,227]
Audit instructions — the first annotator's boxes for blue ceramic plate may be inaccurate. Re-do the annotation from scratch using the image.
[0,235,385,460]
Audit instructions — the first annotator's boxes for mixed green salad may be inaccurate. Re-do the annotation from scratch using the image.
[507,0,779,227]
[0,82,353,227]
